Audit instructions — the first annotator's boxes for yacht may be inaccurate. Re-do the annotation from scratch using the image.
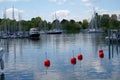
[29,28,40,39]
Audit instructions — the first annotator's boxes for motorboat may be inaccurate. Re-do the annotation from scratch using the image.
[29,28,40,39]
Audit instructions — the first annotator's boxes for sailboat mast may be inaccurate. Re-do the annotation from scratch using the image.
[54,13,60,30]
[93,7,98,29]
[54,13,57,30]
[12,5,15,33]
[3,8,7,33]
[18,12,22,32]
[12,5,15,20]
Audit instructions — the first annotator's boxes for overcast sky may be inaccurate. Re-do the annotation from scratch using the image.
[0,0,120,22]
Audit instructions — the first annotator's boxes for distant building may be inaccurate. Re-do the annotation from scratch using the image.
[111,14,117,20]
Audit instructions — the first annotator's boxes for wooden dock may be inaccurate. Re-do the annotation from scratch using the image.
[105,29,120,43]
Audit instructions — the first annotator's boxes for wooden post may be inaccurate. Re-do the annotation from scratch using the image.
[108,29,111,59]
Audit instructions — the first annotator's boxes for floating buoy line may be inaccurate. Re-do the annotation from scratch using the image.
[43,48,105,71]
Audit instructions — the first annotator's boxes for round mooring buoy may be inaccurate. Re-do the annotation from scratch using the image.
[77,54,83,61]
[44,59,51,68]
[99,49,104,58]
[71,57,76,65]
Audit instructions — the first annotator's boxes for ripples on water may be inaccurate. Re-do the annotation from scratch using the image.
[0,33,120,80]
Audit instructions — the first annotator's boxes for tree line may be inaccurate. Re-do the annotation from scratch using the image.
[0,14,120,33]
[100,14,120,32]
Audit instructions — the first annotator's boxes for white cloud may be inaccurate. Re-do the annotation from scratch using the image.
[112,11,120,15]
[85,6,108,15]
[51,10,70,20]
[2,7,24,20]
[81,0,90,2]
[95,7,108,14]
[6,8,23,13]
[50,10,91,21]
[0,0,17,2]
[50,0,67,5]
[84,3,93,7]
[85,6,120,20]
[81,0,100,2]
[0,0,30,2]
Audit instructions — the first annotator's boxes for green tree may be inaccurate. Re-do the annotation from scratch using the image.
[82,19,89,29]
[61,19,81,33]
[101,14,110,31]
[31,16,42,28]
[47,22,52,30]
[109,19,120,29]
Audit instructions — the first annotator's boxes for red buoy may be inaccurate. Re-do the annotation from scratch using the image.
[71,57,76,65]
[99,49,103,53]
[99,52,104,58]
[99,49,104,58]
[44,59,51,68]
[77,54,83,61]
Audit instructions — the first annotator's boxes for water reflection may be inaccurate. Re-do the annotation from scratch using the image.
[108,42,120,59]
[0,59,4,70]
[0,73,5,80]
[0,33,120,80]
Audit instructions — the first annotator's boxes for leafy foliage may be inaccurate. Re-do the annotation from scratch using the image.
[0,15,120,33]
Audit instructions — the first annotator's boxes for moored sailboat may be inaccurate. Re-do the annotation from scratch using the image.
[88,10,104,33]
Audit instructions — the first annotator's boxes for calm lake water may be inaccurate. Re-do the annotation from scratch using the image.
[0,33,120,80]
